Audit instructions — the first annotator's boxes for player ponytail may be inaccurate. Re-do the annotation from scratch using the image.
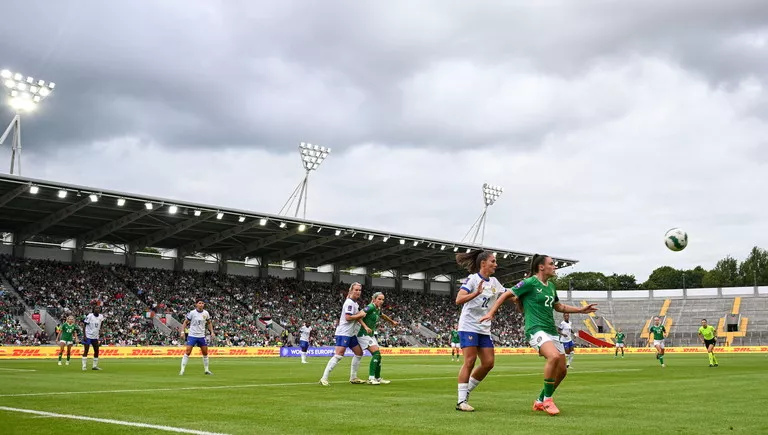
[455,250,494,274]
[528,254,549,277]
[371,292,383,302]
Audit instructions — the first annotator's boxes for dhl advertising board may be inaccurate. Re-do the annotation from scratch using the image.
[1,346,767,359]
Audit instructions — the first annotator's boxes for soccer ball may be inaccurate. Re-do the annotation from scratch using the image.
[664,228,688,252]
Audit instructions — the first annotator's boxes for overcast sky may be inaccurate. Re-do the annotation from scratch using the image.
[1,0,767,281]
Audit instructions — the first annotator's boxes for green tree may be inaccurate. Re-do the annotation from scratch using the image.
[684,266,707,289]
[738,246,768,287]
[701,255,740,288]
[642,266,683,290]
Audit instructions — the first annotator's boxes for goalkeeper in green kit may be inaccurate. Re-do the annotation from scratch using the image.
[357,292,399,385]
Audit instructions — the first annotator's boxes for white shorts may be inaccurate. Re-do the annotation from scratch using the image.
[653,340,665,349]
[615,343,625,348]
[358,335,379,350]
[529,331,565,354]
[450,342,460,348]
[58,340,74,346]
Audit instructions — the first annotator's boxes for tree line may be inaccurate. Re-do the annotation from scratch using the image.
[553,246,768,291]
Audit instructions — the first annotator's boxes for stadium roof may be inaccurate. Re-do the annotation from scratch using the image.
[0,174,577,281]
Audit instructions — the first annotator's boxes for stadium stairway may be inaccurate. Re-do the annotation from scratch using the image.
[579,300,616,344]
[640,299,674,346]
[719,297,749,346]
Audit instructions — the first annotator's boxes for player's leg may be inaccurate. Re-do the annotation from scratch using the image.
[456,345,477,411]
[538,340,565,415]
[621,344,625,357]
[180,340,194,375]
[82,339,90,370]
[565,343,574,368]
[91,339,101,369]
[614,345,618,358]
[451,343,455,361]
[300,341,309,363]
[467,339,495,399]
[320,336,348,385]
[657,343,665,366]
[200,342,212,374]
[58,342,65,365]
[708,342,719,366]
[348,337,365,383]
[66,343,72,365]
[366,342,385,384]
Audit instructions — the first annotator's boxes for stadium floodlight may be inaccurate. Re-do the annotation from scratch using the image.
[367,234,374,241]
[144,202,153,210]
[0,69,56,175]
[461,182,505,246]
[335,229,341,236]
[216,212,224,220]
[279,222,287,228]
[89,194,98,203]
[298,224,307,232]
[259,218,268,226]
[193,210,201,216]
[168,205,178,214]
[383,236,390,242]
[238,216,246,223]
[278,142,331,219]
[400,239,406,245]
[57,190,67,199]
[29,185,39,194]
[116,198,126,206]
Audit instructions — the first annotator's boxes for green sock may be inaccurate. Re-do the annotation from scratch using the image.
[543,378,556,398]
[368,357,377,378]
[660,356,664,365]
[537,388,545,402]
[58,353,62,362]
[66,354,70,361]
[373,351,381,378]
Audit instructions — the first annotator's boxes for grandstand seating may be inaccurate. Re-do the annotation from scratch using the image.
[1,254,766,348]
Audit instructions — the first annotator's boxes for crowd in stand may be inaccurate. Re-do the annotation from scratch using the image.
[0,255,529,348]
[0,286,41,345]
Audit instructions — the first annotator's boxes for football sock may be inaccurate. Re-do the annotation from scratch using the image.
[350,355,362,379]
[322,354,342,380]
[458,383,469,403]
[468,377,481,393]
[543,378,556,399]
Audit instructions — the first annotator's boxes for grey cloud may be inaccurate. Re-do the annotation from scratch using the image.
[1,0,767,154]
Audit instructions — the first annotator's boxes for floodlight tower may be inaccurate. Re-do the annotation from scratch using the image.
[278,142,331,219]
[461,183,504,246]
[0,69,55,175]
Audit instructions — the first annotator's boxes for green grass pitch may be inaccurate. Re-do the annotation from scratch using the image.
[1,353,767,434]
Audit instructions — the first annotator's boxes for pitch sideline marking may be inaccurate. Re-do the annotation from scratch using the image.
[0,369,639,398]
[0,368,37,372]
[0,406,230,435]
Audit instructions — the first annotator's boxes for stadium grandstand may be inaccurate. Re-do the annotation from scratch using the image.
[0,173,569,347]
[1,173,767,350]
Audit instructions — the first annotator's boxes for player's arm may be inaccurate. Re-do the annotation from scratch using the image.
[381,313,398,326]
[357,318,372,334]
[180,318,189,339]
[345,310,367,322]
[554,302,597,314]
[456,280,485,305]
[478,291,514,322]
[207,319,214,338]
[698,330,704,342]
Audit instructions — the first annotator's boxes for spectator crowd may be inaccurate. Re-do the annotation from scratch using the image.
[0,255,528,348]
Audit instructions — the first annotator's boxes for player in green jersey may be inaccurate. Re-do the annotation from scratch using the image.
[482,254,597,416]
[698,319,719,367]
[614,328,626,358]
[357,292,399,385]
[450,325,461,362]
[56,315,79,366]
[649,317,667,367]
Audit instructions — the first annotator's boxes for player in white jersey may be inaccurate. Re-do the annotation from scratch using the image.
[179,299,214,375]
[558,313,575,368]
[319,282,368,386]
[299,321,313,363]
[454,250,511,412]
[82,305,105,371]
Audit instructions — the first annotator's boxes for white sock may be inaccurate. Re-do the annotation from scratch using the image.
[468,377,481,392]
[322,355,342,380]
[82,357,87,368]
[300,351,307,361]
[93,358,99,368]
[458,383,469,403]
[181,354,189,371]
[203,356,210,371]
[350,355,362,380]
[567,353,574,365]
